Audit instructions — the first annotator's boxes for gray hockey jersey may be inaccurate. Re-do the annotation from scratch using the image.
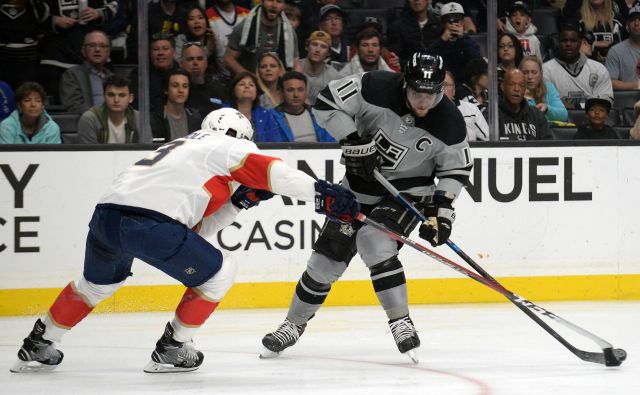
[313,71,472,205]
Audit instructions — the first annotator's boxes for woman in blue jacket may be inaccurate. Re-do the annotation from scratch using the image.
[0,82,61,144]
[224,71,277,141]
[519,55,569,123]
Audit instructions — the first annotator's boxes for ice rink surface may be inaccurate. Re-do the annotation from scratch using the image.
[1,302,638,395]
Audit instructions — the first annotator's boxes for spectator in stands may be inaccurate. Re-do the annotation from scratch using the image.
[349,17,402,73]
[205,0,250,74]
[175,6,217,65]
[388,0,442,66]
[0,0,49,91]
[498,32,524,81]
[60,31,114,114]
[443,71,488,141]
[103,0,130,62]
[264,71,334,142]
[317,4,350,67]
[432,0,477,33]
[301,30,340,105]
[225,71,277,140]
[579,0,624,62]
[477,0,509,32]
[0,81,15,122]
[613,0,638,25]
[630,98,640,138]
[77,75,150,144]
[38,1,118,104]
[224,0,300,75]
[284,2,301,30]
[148,0,184,36]
[519,55,569,122]
[298,0,337,56]
[180,43,228,117]
[256,52,285,109]
[427,2,481,83]
[574,96,620,138]
[544,24,614,109]
[150,68,202,143]
[504,1,542,60]
[498,69,551,140]
[129,32,179,113]
[339,29,397,77]
[456,57,489,113]
[605,4,640,89]
[0,82,61,144]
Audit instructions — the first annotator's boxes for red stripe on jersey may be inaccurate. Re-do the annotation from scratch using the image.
[230,153,281,190]
[202,175,233,217]
[48,282,94,329]
[175,288,220,327]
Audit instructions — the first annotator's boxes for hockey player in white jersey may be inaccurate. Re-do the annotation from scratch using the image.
[10,108,360,374]
[261,53,473,363]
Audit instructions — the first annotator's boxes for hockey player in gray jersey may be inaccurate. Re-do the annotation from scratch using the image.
[261,53,472,363]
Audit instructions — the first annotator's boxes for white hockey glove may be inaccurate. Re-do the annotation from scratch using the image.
[314,180,361,223]
[419,202,455,247]
[340,135,380,183]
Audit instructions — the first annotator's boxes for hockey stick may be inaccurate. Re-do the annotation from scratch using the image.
[369,170,627,366]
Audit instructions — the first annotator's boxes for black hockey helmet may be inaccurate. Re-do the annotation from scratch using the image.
[403,52,446,94]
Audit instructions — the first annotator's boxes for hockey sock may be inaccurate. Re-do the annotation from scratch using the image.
[44,281,95,342]
[369,256,410,319]
[172,288,220,342]
[286,271,331,325]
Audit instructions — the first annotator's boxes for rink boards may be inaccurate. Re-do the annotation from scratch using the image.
[1,144,639,315]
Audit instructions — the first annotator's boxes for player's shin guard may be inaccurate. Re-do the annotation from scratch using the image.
[172,288,220,342]
[45,281,96,340]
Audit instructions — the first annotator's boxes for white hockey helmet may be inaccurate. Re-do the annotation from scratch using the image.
[201,108,254,140]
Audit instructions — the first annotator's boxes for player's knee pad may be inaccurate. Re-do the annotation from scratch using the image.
[195,253,238,301]
[306,251,348,284]
[312,218,359,264]
[368,256,406,293]
[75,276,125,306]
[295,270,332,305]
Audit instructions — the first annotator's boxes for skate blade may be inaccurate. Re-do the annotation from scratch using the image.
[143,360,200,373]
[404,349,419,364]
[259,347,282,359]
[10,359,59,373]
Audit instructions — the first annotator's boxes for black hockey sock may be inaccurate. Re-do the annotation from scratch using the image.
[294,271,332,305]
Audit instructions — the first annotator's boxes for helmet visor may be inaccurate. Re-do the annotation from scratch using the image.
[407,87,438,111]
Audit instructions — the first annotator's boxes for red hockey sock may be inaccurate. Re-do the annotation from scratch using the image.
[175,288,219,327]
[48,282,94,329]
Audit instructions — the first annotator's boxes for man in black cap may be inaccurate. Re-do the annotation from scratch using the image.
[318,4,351,66]
[573,97,619,139]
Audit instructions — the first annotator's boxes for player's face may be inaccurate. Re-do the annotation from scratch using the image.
[406,87,438,117]
[166,74,189,105]
[357,36,381,68]
[258,55,282,83]
[82,32,111,67]
[186,8,207,37]
[262,0,285,22]
[443,73,455,99]
[151,40,175,71]
[519,59,541,90]
[104,86,133,113]
[17,91,43,120]
[234,76,257,102]
[282,78,307,109]
[307,40,330,63]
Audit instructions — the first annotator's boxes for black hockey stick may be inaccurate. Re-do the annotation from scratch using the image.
[368,170,627,366]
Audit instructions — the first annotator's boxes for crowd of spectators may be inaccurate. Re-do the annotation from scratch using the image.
[3,0,640,144]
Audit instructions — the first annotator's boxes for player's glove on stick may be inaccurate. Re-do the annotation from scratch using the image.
[314,179,361,223]
[340,136,380,182]
[231,185,274,210]
[419,202,455,246]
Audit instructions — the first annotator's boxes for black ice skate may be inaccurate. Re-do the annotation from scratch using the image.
[143,322,204,373]
[389,315,420,364]
[260,319,307,359]
[10,318,64,373]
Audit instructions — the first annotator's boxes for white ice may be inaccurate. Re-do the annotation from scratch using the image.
[1,302,638,395]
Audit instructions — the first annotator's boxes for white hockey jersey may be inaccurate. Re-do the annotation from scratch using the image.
[101,130,316,234]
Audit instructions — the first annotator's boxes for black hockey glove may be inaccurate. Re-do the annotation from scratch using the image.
[340,136,380,182]
[314,179,361,223]
[231,185,275,210]
[418,202,455,247]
